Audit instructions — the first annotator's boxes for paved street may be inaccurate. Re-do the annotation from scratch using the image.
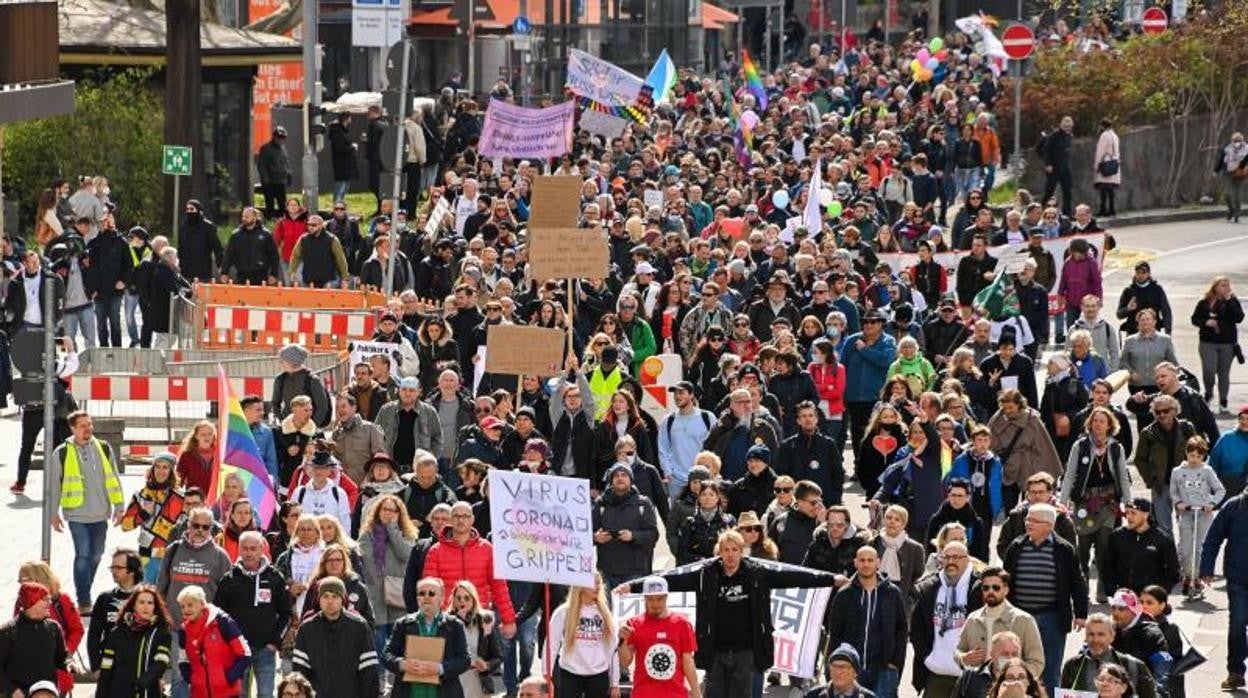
[1,218,1245,696]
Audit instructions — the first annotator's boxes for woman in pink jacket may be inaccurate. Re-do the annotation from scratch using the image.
[1057,237,1103,335]
[808,338,847,449]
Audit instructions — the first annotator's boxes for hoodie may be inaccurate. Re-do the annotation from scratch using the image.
[212,558,292,649]
[824,574,908,675]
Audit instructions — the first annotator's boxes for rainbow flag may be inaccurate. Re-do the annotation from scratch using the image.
[208,366,278,529]
[723,77,752,167]
[741,50,768,110]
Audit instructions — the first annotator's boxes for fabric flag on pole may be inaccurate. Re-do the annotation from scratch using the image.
[741,50,768,110]
[973,268,1021,320]
[803,159,824,234]
[645,49,677,103]
[209,365,279,529]
[723,77,752,168]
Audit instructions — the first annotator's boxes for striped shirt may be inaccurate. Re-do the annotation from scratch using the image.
[1010,537,1059,612]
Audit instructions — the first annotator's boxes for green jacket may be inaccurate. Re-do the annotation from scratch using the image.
[1134,419,1196,490]
[623,318,656,376]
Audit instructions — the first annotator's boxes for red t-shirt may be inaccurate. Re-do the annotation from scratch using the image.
[624,612,697,697]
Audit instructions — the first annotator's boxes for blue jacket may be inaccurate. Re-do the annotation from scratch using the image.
[1071,352,1109,389]
[841,333,897,404]
[251,423,279,484]
[947,450,1004,519]
[1202,492,1248,583]
[1211,429,1248,479]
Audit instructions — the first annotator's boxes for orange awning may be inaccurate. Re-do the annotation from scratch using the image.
[410,0,518,29]
[702,2,740,30]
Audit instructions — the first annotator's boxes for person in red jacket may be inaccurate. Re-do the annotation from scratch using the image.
[176,586,250,698]
[808,338,846,448]
[271,198,308,273]
[421,501,519,638]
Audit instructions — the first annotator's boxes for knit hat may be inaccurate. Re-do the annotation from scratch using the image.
[688,465,713,484]
[279,343,309,368]
[317,576,347,600]
[27,680,59,696]
[603,462,633,484]
[153,451,178,466]
[828,643,862,673]
[1109,588,1142,616]
[524,438,551,460]
[1239,405,1248,417]
[747,444,772,465]
[18,581,50,611]
[515,406,537,422]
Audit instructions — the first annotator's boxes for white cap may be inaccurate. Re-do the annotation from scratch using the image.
[641,576,668,596]
[27,680,59,695]
[635,262,657,276]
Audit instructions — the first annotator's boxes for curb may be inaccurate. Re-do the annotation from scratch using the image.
[1104,207,1226,228]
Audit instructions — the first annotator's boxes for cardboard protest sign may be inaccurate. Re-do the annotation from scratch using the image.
[489,469,594,587]
[527,176,583,230]
[484,324,566,377]
[527,227,610,280]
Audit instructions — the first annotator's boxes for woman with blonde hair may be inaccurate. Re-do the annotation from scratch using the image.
[274,514,324,617]
[301,542,374,626]
[449,580,502,697]
[17,560,85,680]
[176,420,218,493]
[547,571,619,697]
[210,472,246,521]
[356,493,417,661]
[316,513,365,572]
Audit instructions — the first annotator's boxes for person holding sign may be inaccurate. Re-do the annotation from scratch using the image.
[547,572,621,698]
[384,577,471,698]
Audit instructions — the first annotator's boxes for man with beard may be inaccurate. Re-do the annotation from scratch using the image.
[954,567,1044,681]
[911,541,984,697]
[289,215,348,288]
[325,202,366,277]
[220,207,280,285]
[824,546,908,698]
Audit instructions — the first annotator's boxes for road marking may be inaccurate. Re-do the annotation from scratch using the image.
[1106,234,1248,277]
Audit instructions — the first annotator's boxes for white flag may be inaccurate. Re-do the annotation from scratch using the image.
[803,159,824,235]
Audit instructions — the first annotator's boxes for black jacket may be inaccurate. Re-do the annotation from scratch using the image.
[96,619,172,698]
[1040,374,1089,460]
[767,370,820,436]
[1042,128,1074,172]
[804,524,873,578]
[926,502,989,562]
[910,570,984,692]
[768,508,820,565]
[0,614,67,694]
[550,408,597,482]
[292,611,380,698]
[402,537,438,612]
[1002,534,1089,629]
[825,574,908,675]
[4,269,64,335]
[675,509,736,565]
[222,225,280,281]
[778,430,844,505]
[979,352,1038,408]
[213,560,292,649]
[146,263,189,334]
[86,228,131,297]
[178,207,224,282]
[1117,281,1173,335]
[954,253,998,306]
[1113,616,1172,692]
[630,557,839,672]
[384,612,471,698]
[1015,279,1051,345]
[328,121,360,181]
[592,487,659,580]
[1102,525,1181,595]
[923,317,970,366]
[728,468,778,518]
[1192,295,1245,345]
[88,586,135,669]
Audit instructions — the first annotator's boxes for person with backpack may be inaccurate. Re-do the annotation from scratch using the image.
[290,450,353,531]
[657,381,715,502]
[271,344,331,428]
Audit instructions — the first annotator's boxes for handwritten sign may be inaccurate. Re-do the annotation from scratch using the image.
[527,227,611,280]
[489,469,594,587]
[566,49,645,106]
[484,325,567,377]
[348,340,400,376]
[478,99,576,160]
[527,176,584,230]
[580,109,629,139]
[612,580,832,679]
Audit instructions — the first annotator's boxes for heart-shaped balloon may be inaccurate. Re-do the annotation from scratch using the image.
[872,434,898,457]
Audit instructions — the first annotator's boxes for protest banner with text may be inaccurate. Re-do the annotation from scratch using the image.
[489,469,595,587]
[479,99,576,160]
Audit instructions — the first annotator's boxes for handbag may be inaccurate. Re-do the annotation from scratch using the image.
[1098,157,1119,177]
[384,575,406,608]
[1171,624,1207,675]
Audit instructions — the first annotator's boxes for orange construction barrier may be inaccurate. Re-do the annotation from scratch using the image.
[194,282,387,310]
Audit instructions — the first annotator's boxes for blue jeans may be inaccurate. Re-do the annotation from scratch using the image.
[861,667,900,698]
[374,623,393,668]
[1151,485,1175,539]
[246,646,277,698]
[95,293,123,347]
[1229,581,1248,676]
[1053,310,1069,343]
[333,180,350,203]
[1032,610,1065,692]
[982,164,998,194]
[955,167,981,202]
[501,613,538,692]
[124,292,141,345]
[68,520,107,606]
[64,304,98,349]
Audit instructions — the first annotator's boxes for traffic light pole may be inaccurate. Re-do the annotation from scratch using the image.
[40,279,55,562]
[384,36,411,298]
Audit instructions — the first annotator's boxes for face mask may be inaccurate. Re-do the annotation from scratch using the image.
[812,354,826,365]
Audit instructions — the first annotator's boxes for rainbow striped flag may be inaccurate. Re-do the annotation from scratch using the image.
[722,77,752,167]
[741,50,768,110]
[209,366,278,529]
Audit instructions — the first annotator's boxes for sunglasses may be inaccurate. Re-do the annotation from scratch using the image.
[417,590,439,597]
[702,292,717,298]
[741,526,763,533]
[774,487,794,493]
[190,523,212,531]
[734,321,750,327]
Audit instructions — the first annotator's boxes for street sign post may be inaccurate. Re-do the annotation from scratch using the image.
[162,145,191,235]
[1142,6,1168,34]
[1001,24,1035,177]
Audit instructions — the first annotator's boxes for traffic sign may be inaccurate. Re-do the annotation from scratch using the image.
[1001,23,1036,61]
[161,145,192,176]
[1142,6,1168,34]
[513,15,531,35]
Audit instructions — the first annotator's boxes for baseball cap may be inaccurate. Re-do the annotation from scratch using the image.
[1109,588,1142,615]
[668,380,697,394]
[399,376,420,390]
[635,261,657,275]
[480,416,506,431]
[1125,497,1152,513]
[641,576,669,596]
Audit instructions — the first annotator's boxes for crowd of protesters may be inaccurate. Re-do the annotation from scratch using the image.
[3,11,1248,698]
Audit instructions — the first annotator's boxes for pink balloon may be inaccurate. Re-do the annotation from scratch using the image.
[916,48,931,63]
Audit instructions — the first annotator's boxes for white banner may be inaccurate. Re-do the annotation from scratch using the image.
[566,49,645,106]
[580,109,630,139]
[348,340,400,376]
[877,232,1107,314]
[489,469,595,587]
[613,583,833,678]
[424,196,451,237]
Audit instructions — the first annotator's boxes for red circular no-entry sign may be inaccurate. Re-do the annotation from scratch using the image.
[1142,6,1169,35]
[1001,23,1036,61]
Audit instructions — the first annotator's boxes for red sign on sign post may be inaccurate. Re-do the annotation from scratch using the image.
[1142,6,1169,34]
[1001,23,1036,61]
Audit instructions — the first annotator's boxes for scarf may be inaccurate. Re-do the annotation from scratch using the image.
[1226,141,1248,170]
[936,567,970,636]
[371,522,390,572]
[879,531,907,580]
[124,611,155,632]
[698,507,718,522]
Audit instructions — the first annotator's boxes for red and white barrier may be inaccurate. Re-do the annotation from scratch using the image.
[67,375,275,402]
[205,306,376,337]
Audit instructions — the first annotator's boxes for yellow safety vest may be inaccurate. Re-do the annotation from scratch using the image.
[588,366,623,420]
[61,438,124,509]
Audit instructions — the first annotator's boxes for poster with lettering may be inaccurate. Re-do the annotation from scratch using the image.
[566,49,645,107]
[527,227,610,280]
[348,339,400,376]
[489,469,595,587]
[612,570,833,679]
[249,0,303,153]
[478,99,576,160]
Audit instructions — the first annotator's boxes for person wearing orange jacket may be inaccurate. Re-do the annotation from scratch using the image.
[973,114,1003,194]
